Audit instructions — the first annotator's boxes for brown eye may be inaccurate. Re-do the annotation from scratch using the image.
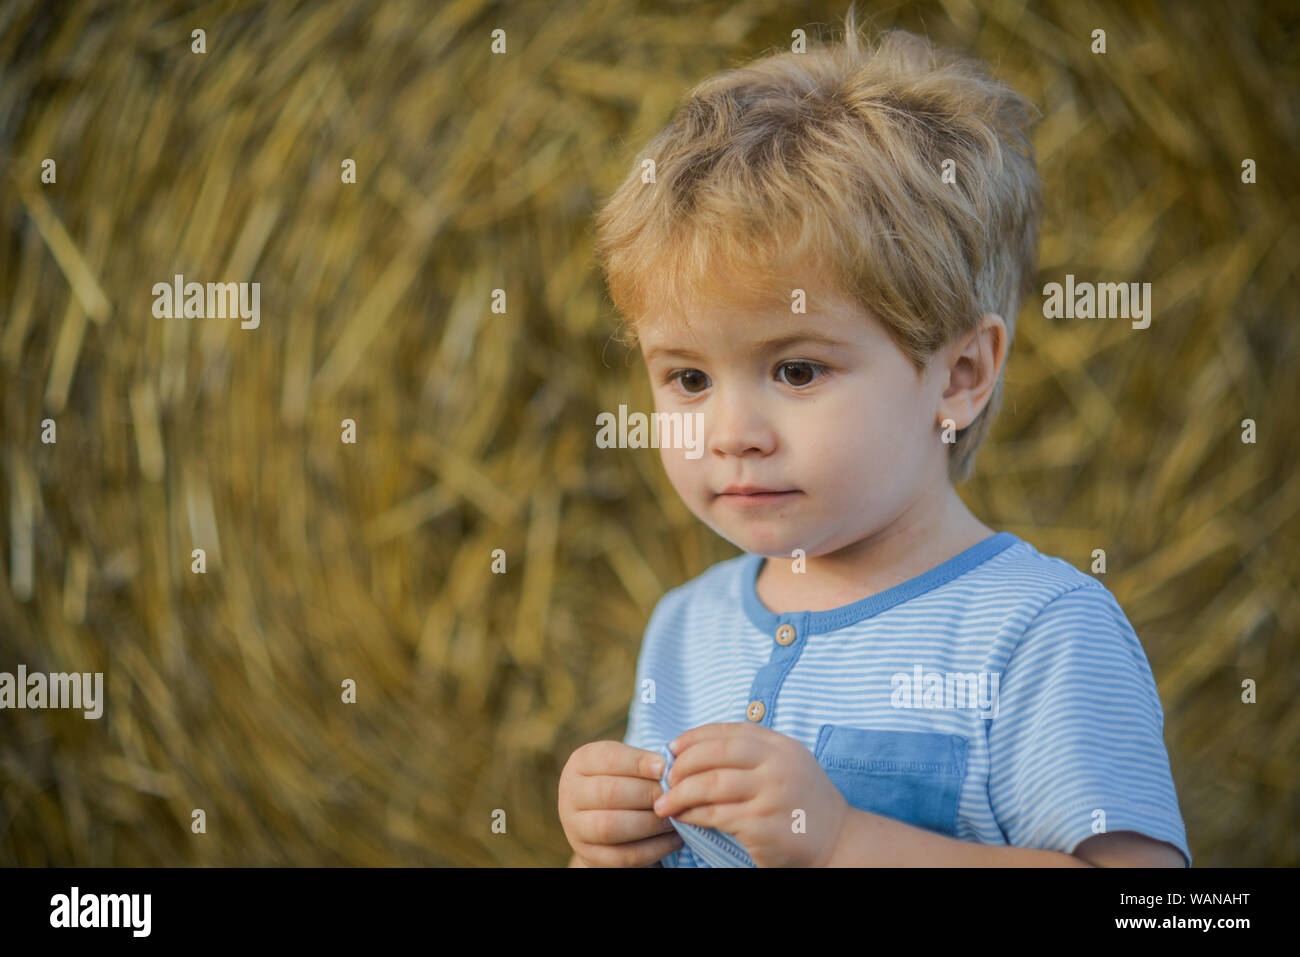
[778,361,824,387]
[667,369,710,394]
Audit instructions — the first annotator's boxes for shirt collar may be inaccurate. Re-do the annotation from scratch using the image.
[741,531,1020,635]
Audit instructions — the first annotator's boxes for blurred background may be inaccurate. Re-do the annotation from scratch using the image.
[0,0,1296,866]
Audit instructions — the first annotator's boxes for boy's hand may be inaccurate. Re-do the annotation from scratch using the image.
[653,722,850,867]
[559,740,685,867]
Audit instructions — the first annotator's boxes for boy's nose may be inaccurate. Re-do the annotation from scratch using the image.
[706,392,776,458]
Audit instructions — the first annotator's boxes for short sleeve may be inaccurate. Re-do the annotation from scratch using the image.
[620,588,678,750]
[986,582,1191,866]
[621,648,647,748]
[621,679,644,748]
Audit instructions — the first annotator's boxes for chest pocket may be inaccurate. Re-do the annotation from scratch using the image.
[813,724,968,837]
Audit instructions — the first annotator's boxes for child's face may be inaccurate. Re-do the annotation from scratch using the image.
[638,286,957,559]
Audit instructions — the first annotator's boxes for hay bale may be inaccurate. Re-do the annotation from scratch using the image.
[0,0,1296,866]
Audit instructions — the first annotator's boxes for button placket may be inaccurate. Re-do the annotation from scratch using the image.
[744,612,808,729]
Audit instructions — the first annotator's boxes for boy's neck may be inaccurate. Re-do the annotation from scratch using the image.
[754,486,996,615]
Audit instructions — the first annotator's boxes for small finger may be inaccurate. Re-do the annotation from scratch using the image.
[577,830,684,868]
[626,831,685,867]
[579,808,676,846]
[573,774,665,812]
[585,742,666,781]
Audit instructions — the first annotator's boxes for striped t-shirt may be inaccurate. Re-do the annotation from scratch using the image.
[622,531,1191,867]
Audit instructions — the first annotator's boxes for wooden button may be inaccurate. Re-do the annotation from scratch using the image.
[775,624,796,645]
[746,700,766,722]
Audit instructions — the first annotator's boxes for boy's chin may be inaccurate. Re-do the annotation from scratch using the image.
[688,504,809,556]
[711,524,801,558]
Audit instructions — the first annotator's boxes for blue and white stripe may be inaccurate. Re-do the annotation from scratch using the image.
[623,531,1191,867]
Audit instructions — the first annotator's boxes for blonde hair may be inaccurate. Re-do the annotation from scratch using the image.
[592,8,1042,483]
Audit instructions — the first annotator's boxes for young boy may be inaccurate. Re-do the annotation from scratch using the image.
[558,17,1190,867]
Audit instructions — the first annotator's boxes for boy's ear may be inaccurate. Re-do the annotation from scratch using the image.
[937,313,1007,430]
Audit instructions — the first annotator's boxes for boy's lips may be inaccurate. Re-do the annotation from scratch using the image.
[715,486,801,507]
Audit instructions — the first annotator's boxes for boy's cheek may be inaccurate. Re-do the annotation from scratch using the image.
[658,448,702,495]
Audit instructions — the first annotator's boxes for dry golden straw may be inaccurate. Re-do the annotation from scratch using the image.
[0,0,1296,866]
